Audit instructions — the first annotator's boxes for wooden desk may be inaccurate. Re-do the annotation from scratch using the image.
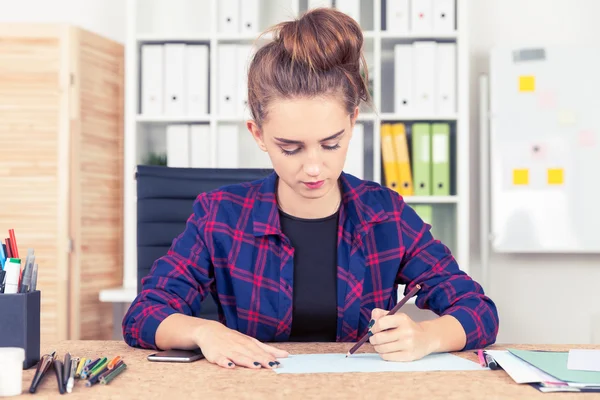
[16,341,599,399]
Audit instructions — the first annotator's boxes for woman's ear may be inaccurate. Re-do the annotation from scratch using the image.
[350,106,359,127]
[247,120,267,152]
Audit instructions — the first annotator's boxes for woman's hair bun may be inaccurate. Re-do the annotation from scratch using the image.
[273,7,364,73]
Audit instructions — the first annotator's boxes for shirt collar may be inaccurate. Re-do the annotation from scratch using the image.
[251,172,388,237]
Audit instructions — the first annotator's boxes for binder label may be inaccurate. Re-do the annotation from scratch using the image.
[432,134,448,163]
[421,135,430,162]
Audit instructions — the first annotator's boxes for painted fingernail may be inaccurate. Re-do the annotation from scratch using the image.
[275,361,280,365]
[228,362,234,367]
[368,319,375,328]
[368,330,374,337]
[253,362,261,367]
[268,361,276,367]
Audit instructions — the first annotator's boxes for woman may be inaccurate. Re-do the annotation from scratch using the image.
[123,7,499,370]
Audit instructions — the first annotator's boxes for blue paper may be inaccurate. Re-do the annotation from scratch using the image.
[273,353,487,374]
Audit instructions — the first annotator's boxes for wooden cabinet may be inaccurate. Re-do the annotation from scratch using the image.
[0,24,124,341]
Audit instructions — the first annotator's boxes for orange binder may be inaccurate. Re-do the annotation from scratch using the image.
[381,123,400,193]
[391,123,414,196]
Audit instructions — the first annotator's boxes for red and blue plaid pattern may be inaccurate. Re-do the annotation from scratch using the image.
[123,172,499,350]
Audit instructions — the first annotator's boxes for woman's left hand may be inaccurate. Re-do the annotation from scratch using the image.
[368,308,436,362]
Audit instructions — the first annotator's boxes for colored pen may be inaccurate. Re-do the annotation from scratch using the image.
[5,239,12,258]
[8,229,18,258]
[108,356,122,369]
[0,242,6,269]
[477,349,486,367]
[100,362,127,385]
[76,357,87,378]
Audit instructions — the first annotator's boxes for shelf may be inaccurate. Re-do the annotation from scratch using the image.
[379,31,458,40]
[216,31,274,42]
[379,113,458,121]
[136,115,211,123]
[402,196,459,204]
[137,33,211,43]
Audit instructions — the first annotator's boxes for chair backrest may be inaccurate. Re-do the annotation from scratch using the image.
[136,165,273,320]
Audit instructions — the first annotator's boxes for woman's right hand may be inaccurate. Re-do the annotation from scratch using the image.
[194,320,289,369]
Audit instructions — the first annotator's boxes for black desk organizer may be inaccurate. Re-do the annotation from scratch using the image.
[0,290,41,369]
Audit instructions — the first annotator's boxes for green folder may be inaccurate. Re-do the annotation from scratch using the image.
[411,123,431,196]
[508,348,600,384]
[431,123,450,196]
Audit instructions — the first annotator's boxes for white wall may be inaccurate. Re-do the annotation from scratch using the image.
[468,0,600,344]
[0,0,126,43]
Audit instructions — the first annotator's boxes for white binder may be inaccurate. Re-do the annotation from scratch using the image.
[240,0,260,34]
[217,124,239,168]
[236,44,254,118]
[336,0,360,24]
[413,41,436,115]
[218,0,239,33]
[189,124,211,168]
[432,0,455,32]
[308,0,332,8]
[166,124,190,168]
[344,123,364,179]
[141,44,164,115]
[410,0,433,33]
[185,45,209,116]
[164,44,186,115]
[435,43,456,115]
[217,45,238,116]
[394,44,414,114]
[386,0,409,32]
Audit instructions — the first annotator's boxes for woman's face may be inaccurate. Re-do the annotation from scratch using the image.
[247,96,359,201]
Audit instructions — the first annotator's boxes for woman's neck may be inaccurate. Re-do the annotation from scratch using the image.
[276,180,341,219]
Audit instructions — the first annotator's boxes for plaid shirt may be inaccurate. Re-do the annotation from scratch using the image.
[123,172,499,350]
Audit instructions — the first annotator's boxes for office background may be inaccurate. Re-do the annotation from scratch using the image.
[0,0,599,346]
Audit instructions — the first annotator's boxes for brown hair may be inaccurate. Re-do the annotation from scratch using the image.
[247,7,372,128]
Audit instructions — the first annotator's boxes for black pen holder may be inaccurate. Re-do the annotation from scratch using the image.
[0,290,40,369]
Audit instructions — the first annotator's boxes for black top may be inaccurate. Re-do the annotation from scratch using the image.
[279,208,339,342]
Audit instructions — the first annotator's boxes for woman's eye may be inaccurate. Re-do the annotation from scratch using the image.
[280,147,300,156]
[322,143,341,151]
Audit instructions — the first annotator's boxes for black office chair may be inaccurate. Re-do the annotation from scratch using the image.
[136,165,273,321]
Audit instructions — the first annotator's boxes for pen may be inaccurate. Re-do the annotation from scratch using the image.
[100,362,127,385]
[8,229,18,258]
[477,349,486,367]
[67,357,79,393]
[5,239,12,258]
[30,263,38,291]
[0,242,6,269]
[53,359,65,394]
[346,284,421,357]
[63,353,71,387]
[3,258,21,294]
[29,351,56,393]
[484,352,500,370]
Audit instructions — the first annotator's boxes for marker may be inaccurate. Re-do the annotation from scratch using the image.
[477,349,486,367]
[3,259,21,294]
[484,352,500,370]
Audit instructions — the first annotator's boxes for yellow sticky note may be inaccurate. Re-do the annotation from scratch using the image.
[548,168,564,185]
[513,169,529,185]
[519,76,535,92]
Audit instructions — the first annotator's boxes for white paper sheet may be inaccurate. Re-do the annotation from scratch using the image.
[568,350,600,372]
[273,353,486,374]
[485,350,560,384]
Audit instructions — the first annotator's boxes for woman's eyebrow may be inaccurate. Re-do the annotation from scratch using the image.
[274,129,345,144]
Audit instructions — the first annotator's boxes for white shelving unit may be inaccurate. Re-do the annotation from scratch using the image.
[102,0,469,314]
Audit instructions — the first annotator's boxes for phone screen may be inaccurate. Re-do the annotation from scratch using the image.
[147,348,204,363]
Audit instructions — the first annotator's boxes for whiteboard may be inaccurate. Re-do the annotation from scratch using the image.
[489,46,600,253]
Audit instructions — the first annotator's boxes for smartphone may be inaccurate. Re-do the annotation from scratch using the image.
[147,348,204,363]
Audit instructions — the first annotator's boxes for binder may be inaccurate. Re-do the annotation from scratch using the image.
[164,44,186,115]
[411,123,432,196]
[432,0,456,32]
[394,44,414,114]
[189,124,211,168]
[240,0,260,34]
[336,0,360,24]
[185,44,209,116]
[412,204,433,225]
[217,124,239,168]
[435,43,456,115]
[411,0,434,33]
[344,123,364,179]
[141,44,164,115]
[413,41,436,115]
[166,124,190,168]
[381,123,400,193]
[391,123,414,196]
[217,45,238,115]
[218,0,239,33]
[309,0,333,8]
[431,123,450,196]
[236,44,254,118]
[386,0,409,32]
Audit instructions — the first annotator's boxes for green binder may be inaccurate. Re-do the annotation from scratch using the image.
[431,123,450,196]
[411,123,432,196]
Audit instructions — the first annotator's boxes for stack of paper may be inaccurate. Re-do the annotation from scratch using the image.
[486,349,600,393]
